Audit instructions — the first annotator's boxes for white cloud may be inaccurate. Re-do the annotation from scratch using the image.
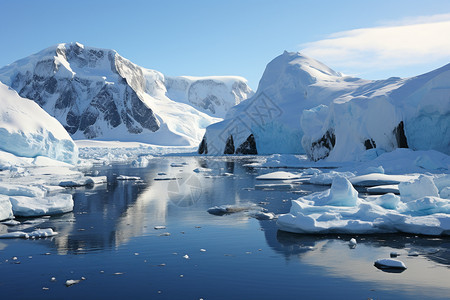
[300,14,450,76]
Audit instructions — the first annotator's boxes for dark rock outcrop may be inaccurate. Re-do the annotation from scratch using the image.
[236,134,257,154]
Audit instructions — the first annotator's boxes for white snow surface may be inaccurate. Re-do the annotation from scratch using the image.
[201,51,449,160]
[0,82,78,164]
[0,42,253,147]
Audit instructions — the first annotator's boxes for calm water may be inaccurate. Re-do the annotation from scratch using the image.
[0,156,449,300]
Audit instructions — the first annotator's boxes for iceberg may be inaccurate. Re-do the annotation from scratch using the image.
[199,51,449,161]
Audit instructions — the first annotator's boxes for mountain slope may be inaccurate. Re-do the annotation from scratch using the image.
[0,42,253,146]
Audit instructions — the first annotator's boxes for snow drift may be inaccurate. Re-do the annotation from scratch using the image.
[0,42,253,146]
[199,51,449,160]
[0,81,78,164]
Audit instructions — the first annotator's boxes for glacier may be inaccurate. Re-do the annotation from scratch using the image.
[0,42,253,146]
[0,81,78,164]
[199,51,449,161]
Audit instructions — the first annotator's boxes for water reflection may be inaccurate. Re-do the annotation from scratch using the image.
[43,157,265,253]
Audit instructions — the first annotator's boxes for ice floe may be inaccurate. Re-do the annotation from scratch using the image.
[9,194,74,217]
[256,171,301,180]
[374,258,407,270]
[0,228,58,239]
[277,176,450,236]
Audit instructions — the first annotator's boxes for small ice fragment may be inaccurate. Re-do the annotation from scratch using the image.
[159,232,170,236]
[154,225,166,230]
[200,249,206,252]
[42,287,49,290]
[349,238,357,246]
[158,263,166,267]
[51,277,56,282]
[12,256,18,260]
[408,251,419,256]
[134,253,139,256]
[65,279,81,287]
[116,175,141,181]
[81,277,86,280]
[113,272,123,275]
[390,252,400,258]
[1,220,20,226]
[180,274,184,278]
[374,258,407,270]
[183,254,190,259]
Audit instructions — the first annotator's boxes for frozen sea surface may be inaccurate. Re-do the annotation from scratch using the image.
[0,157,449,299]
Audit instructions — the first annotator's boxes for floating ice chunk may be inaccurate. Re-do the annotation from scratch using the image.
[313,177,359,207]
[251,211,276,220]
[183,254,189,259]
[405,197,450,215]
[349,238,357,246]
[373,193,403,210]
[207,204,257,216]
[351,174,417,187]
[0,228,58,239]
[254,183,293,190]
[256,171,301,180]
[59,179,87,187]
[85,176,107,186]
[309,171,354,185]
[170,163,187,167]
[9,194,73,217]
[131,156,152,168]
[193,167,212,173]
[366,185,400,195]
[65,279,81,287]
[154,225,166,230]
[399,175,439,202]
[302,168,322,175]
[0,195,13,221]
[0,183,46,198]
[365,166,385,174]
[1,219,20,226]
[434,174,450,194]
[374,258,407,270]
[116,175,141,181]
[390,252,400,258]
[327,177,359,206]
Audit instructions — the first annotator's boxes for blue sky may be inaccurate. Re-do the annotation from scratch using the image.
[1,0,450,89]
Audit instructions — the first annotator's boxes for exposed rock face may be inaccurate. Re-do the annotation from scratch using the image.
[309,130,336,161]
[393,121,408,148]
[224,135,235,154]
[0,42,253,145]
[235,134,257,155]
[1,42,159,140]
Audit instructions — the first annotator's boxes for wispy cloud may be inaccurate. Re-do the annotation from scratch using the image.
[300,14,450,77]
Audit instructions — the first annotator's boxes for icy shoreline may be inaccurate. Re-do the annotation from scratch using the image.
[0,140,449,237]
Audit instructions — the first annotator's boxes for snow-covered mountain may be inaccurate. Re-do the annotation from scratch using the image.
[0,42,252,146]
[0,81,77,164]
[199,51,450,161]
